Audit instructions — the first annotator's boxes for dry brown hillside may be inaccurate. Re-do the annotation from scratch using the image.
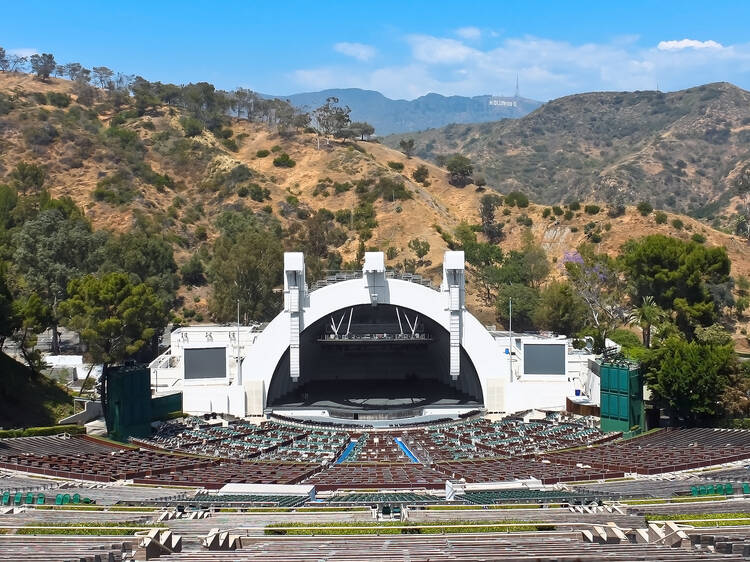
[386,82,750,221]
[3,73,750,344]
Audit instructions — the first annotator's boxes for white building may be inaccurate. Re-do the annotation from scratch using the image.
[150,251,601,420]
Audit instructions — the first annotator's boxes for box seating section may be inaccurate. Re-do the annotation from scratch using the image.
[303,463,447,491]
[191,493,308,507]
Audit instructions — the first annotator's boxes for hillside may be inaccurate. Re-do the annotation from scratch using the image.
[0,352,74,427]
[3,72,750,336]
[264,88,541,135]
[385,83,750,218]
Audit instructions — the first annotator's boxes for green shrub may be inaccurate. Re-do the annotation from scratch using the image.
[654,211,668,224]
[563,210,574,220]
[516,214,533,227]
[24,123,59,146]
[542,208,551,218]
[584,204,601,215]
[47,92,71,108]
[92,171,136,205]
[335,209,352,225]
[568,201,581,211]
[375,177,412,201]
[273,153,296,168]
[0,425,84,438]
[334,181,352,194]
[607,204,625,218]
[222,138,238,152]
[692,232,707,243]
[636,201,653,216]
[237,186,249,197]
[271,144,282,153]
[505,191,529,208]
[248,184,270,201]
[387,161,405,171]
[256,149,270,158]
[552,206,564,216]
[180,116,203,137]
[671,218,684,230]
[412,165,429,183]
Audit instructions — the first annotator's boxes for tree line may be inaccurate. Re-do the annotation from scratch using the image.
[0,46,376,143]
[445,192,745,426]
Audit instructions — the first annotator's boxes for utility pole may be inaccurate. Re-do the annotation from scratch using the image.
[236,298,241,386]
[508,296,512,382]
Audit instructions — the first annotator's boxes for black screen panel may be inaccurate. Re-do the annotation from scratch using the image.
[184,347,227,379]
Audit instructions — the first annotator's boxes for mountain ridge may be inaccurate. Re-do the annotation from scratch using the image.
[260,87,542,135]
[384,81,750,219]
[3,72,750,336]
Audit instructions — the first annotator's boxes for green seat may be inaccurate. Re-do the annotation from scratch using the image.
[83,497,93,504]
[36,493,44,505]
[62,494,70,505]
[2,492,9,505]
[707,485,715,495]
[13,492,22,505]
[55,494,63,505]
[72,493,80,504]
[691,486,698,497]
[743,483,750,495]
[699,486,707,496]
[25,492,34,504]
[715,484,725,495]
[725,484,734,495]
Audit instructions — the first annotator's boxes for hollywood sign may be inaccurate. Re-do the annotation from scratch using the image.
[489,99,518,107]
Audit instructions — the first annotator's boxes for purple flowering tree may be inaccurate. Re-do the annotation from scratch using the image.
[563,244,630,351]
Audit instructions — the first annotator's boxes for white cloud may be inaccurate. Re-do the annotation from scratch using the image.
[9,48,38,57]
[455,26,481,40]
[333,42,376,61]
[408,34,477,64]
[291,33,750,101]
[657,39,723,51]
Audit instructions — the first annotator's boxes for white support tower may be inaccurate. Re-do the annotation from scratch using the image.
[284,253,307,380]
[442,251,465,380]
[363,252,386,306]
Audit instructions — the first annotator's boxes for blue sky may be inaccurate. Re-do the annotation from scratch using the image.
[2,1,750,100]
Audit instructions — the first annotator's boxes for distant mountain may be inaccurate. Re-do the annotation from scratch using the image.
[384,82,750,216]
[261,88,542,135]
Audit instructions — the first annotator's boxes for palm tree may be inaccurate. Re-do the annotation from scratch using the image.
[631,296,666,348]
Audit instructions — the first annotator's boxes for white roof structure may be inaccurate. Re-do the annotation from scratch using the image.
[151,251,601,419]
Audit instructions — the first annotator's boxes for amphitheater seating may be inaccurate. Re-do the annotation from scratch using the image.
[0,535,132,562]
[304,463,447,491]
[435,457,625,485]
[547,428,750,475]
[461,489,602,505]
[191,494,308,507]
[153,534,750,561]
[328,492,439,504]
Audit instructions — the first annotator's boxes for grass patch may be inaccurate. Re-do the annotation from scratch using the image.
[16,522,164,535]
[646,513,750,527]
[424,504,548,510]
[213,506,369,513]
[0,353,74,427]
[32,505,158,512]
[622,496,727,506]
[264,520,554,536]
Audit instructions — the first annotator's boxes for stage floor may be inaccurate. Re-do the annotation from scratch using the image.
[269,379,480,412]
